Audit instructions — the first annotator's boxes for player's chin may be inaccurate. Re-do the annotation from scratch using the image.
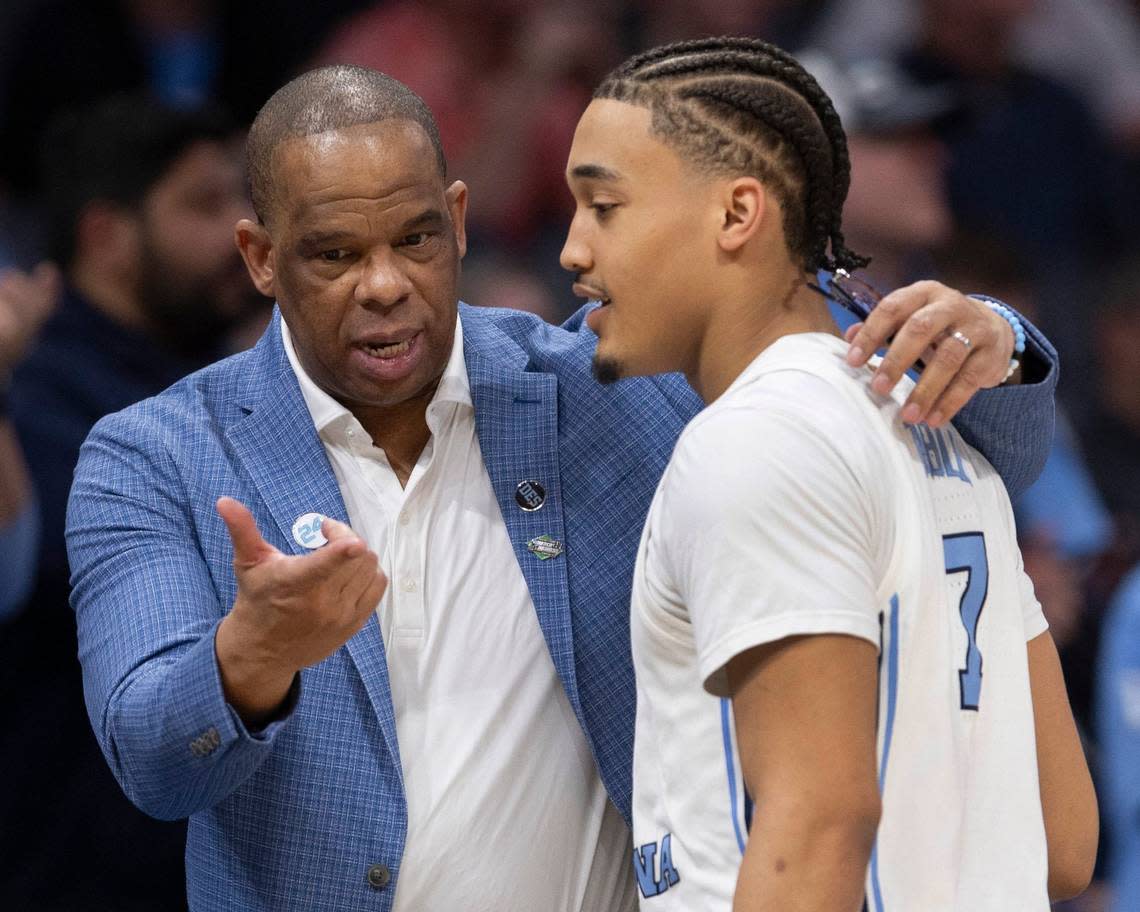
[591,344,669,385]
[591,352,627,385]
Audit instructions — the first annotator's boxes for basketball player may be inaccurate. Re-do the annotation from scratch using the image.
[560,37,1098,910]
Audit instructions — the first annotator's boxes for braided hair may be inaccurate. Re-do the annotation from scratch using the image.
[595,37,869,274]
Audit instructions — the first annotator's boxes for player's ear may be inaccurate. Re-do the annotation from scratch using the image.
[717,177,766,253]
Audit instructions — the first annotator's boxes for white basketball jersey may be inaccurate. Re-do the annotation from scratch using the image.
[629,333,1049,911]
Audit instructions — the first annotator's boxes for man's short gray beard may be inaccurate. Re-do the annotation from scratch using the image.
[591,354,624,385]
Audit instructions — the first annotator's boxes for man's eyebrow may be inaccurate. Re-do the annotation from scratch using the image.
[400,208,445,231]
[570,163,623,182]
[295,209,446,250]
[296,229,352,250]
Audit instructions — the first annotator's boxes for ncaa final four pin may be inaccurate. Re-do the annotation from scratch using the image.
[292,512,327,549]
[515,480,546,511]
[527,535,564,560]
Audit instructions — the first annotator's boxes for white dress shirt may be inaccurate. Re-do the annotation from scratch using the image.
[282,316,634,912]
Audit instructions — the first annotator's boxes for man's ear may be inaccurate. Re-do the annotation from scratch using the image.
[446,180,469,259]
[718,177,767,253]
[235,219,276,298]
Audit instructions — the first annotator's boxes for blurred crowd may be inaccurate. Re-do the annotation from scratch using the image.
[0,1,1137,909]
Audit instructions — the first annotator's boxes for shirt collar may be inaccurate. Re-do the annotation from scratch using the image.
[431,315,473,412]
[281,313,473,440]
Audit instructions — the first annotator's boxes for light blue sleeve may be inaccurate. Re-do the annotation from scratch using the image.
[0,497,39,621]
[66,409,297,821]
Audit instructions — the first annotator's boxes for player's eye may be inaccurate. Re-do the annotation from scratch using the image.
[319,249,348,262]
[400,232,431,247]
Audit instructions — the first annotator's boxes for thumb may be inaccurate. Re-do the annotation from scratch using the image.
[322,516,360,545]
[217,496,279,567]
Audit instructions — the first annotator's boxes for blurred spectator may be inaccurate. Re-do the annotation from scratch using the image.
[1016,414,1114,644]
[807,0,1135,406]
[1081,256,1140,575]
[1,0,225,197]
[1014,411,1111,686]
[0,0,368,265]
[0,94,263,910]
[1014,0,1140,154]
[800,52,956,293]
[0,262,59,620]
[910,0,1131,404]
[630,0,833,50]
[313,0,622,320]
[1097,566,1140,911]
[809,0,1140,153]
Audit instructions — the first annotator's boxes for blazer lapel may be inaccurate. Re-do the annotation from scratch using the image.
[225,312,403,781]
[461,307,583,723]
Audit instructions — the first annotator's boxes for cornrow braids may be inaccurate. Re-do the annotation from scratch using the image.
[595,37,870,274]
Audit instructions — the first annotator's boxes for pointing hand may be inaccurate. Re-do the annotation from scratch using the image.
[213,497,387,725]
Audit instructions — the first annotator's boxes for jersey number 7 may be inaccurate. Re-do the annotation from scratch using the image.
[942,532,988,711]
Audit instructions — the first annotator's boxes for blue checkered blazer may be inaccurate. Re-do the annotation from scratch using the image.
[67,300,1056,910]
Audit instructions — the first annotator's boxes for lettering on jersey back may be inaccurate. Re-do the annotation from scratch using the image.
[908,424,972,485]
[633,833,681,898]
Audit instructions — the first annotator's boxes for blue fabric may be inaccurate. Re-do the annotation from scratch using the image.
[1097,567,1140,912]
[67,298,1058,910]
[0,497,38,621]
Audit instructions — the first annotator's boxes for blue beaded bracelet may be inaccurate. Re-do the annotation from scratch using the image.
[982,300,1026,382]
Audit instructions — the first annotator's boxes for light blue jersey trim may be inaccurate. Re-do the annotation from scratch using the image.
[870,595,901,911]
[721,697,749,855]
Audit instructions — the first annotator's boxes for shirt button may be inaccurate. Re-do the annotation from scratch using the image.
[399,511,410,526]
[401,578,417,593]
[366,863,391,889]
